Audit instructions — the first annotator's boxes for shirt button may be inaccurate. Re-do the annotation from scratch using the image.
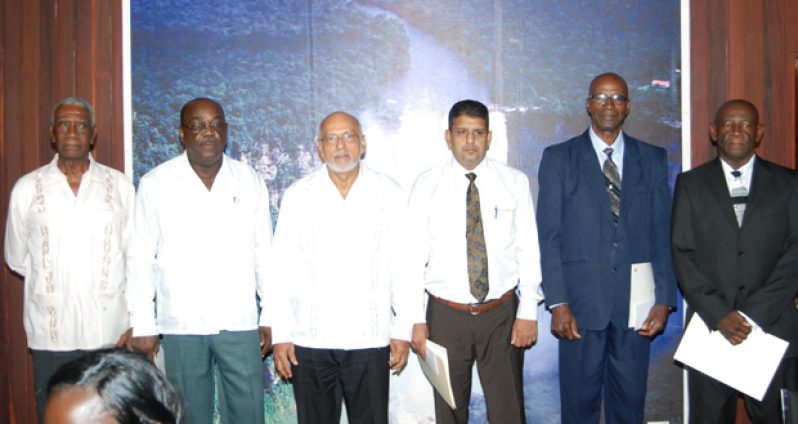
[612,242,619,248]
[737,251,745,257]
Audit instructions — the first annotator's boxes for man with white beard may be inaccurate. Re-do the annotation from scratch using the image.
[266,111,422,424]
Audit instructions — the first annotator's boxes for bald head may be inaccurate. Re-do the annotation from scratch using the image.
[588,72,628,97]
[713,99,759,128]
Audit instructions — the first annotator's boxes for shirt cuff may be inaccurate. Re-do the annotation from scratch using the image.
[516,297,539,320]
[130,313,158,337]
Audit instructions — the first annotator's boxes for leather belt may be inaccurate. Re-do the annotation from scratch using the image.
[428,288,516,315]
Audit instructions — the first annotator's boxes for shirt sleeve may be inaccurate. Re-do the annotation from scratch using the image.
[125,177,160,337]
[4,179,31,276]
[254,176,273,327]
[407,177,432,324]
[513,172,543,320]
[264,185,301,344]
[389,190,427,340]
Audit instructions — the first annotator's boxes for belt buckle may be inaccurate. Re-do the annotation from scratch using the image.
[469,302,484,315]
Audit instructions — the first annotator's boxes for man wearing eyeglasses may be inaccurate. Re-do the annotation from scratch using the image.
[126,98,272,423]
[4,97,135,422]
[266,111,421,424]
[537,73,676,423]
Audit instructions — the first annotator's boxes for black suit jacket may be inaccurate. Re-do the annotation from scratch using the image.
[672,157,798,356]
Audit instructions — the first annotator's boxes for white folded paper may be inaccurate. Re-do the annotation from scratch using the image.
[417,339,456,409]
[674,314,788,401]
[628,262,656,329]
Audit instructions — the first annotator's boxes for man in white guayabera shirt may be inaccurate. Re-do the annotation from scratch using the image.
[4,96,135,422]
[266,111,422,424]
[125,98,272,424]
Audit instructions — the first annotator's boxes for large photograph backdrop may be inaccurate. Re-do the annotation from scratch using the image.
[130,1,682,422]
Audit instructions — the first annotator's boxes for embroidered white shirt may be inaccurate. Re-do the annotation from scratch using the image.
[4,155,135,350]
[264,164,423,348]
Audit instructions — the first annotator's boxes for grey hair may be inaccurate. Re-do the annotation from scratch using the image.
[51,96,96,127]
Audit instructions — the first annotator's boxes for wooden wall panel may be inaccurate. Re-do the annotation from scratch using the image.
[0,1,124,422]
[692,0,798,170]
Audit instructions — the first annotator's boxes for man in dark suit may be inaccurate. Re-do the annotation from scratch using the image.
[537,72,677,423]
[672,99,798,423]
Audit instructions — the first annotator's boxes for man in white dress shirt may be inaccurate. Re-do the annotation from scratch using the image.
[126,98,272,424]
[268,111,421,424]
[4,96,135,422]
[409,99,543,423]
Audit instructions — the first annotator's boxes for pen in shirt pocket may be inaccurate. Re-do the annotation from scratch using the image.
[494,206,498,219]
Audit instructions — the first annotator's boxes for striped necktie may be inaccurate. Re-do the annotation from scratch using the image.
[603,147,621,221]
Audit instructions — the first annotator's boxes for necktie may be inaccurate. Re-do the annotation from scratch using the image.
[466,173,489,303]
[730,170,747,227]
[603,147,621,221]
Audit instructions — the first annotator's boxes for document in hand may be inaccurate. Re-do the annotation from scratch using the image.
[628,262,655,329]
[417,339,456,409]
[674,314,788,401]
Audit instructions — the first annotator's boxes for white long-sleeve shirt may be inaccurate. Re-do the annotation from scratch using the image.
[4,155,134,350]
[265,164,423,349]
[409,158,543,321]
[126,153,272,336]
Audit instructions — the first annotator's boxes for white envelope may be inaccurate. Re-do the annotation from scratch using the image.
[417,339,456,409]
[674,314,788,401]
[629,262,656,329]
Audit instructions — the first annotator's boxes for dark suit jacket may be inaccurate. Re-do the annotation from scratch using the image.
[672,157,798,356]
[537,130,677,330]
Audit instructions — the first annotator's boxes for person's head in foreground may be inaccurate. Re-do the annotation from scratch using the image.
[44,349,184,424]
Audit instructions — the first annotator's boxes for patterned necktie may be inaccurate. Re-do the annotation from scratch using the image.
[466,173,489,303]
[603,147,622,221]
[730,170,748,227]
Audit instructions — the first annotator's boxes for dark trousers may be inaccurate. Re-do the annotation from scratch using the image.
[427,294,525,424]
[688,356,798,424]
[558,321,651,424]
[291,345,390,424]
[31,349,88,423]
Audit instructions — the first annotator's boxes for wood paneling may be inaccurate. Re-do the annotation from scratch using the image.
[692,0,798,169]
[0,1,124,422]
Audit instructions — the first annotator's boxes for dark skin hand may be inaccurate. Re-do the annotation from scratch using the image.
[638,304,671,338]
[411,323,429,361]
[126,335,160,361]
[716,310,752,345]
[551,305,581,340]
[114,328,133,349]
[273,342,297,380]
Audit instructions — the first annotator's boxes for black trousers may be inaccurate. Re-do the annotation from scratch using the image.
[427,295,525,424]
[291,345,390,424]
[688,356,798,423]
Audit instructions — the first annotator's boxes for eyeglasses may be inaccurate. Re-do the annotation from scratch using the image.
[183,120,227,134]
[588,93,629,105]
[318,132,360,145]
[54,120,92,134]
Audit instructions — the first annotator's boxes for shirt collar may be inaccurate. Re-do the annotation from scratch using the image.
[719,154,756,176]
[449,157,489,179]
[589,127,625,160]
[46,153,102,182]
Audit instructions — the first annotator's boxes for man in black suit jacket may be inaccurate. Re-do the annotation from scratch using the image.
[672,99,798,423]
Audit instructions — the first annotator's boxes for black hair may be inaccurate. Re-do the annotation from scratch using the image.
[448,99,489,130]
[47,349,184,424]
